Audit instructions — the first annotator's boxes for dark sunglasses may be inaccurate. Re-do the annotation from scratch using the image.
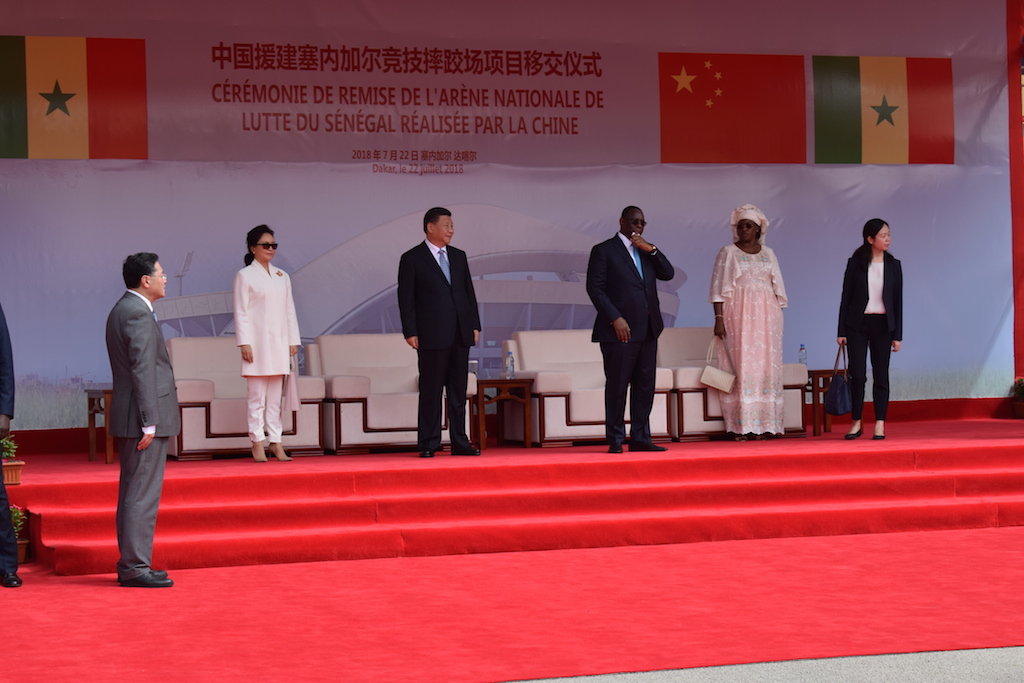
[257,242,279,250]
[629,219,647,227]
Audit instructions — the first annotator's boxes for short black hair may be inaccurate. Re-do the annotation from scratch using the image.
[423,207,451,232]
[620,206,641,220]
[122,252,159,289]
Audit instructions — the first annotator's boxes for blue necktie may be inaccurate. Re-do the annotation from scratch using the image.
[438,249,451,283]
[632,246,644,279]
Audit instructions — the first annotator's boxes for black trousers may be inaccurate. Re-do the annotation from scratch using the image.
[416,341,472,452]
[0,480,17,573]
[845,314,893,421]
[600,321,658,445]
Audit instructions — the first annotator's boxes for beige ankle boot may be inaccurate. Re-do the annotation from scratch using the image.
[251,441,268,462]
[268,443,292,461]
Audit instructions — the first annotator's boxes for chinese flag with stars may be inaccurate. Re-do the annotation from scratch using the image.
[0,36,147,159]
[658,52,806,164]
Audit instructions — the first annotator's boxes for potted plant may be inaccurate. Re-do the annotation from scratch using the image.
[1011,378,1024,418]
[1,433,23,486]
[8,504,28,563]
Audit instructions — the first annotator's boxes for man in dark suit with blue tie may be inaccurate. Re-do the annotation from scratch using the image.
[398,207,482,459]
[587,206,675,453]
[105,253,180,587]
[0,301,21,587]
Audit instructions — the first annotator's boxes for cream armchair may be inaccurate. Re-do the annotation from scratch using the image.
[307,333,477,454]
[657,327,808,440]
[501,329,673,447]
[165,336,326,460]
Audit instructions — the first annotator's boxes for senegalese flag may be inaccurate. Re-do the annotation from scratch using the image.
[0,36,147,159]
[813,55,954,164]
[659,53,806,163]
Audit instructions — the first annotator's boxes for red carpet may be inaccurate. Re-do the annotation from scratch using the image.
[7,526,1024,682]
[7,419,1024,682]
[10,418,1024,576]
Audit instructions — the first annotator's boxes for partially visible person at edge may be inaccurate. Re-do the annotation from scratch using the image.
[0,301,21,587]
[837,218,903,441]
[234,225,301,462]
[709,204,788,441]
[586,205,675,454]
[398,207,482,459]
[105,253,180,587]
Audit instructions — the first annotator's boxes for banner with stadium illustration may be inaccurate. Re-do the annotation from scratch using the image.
[0,0,1014,429]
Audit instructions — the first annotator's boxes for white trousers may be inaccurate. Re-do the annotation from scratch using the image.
[246,375,284,443]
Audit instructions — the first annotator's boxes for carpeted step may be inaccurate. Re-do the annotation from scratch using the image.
[30,469,965,541]
[21,425,1024,575]
[37,495,1016,575]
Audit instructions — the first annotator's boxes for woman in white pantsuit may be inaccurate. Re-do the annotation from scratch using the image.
[233,225,301,462]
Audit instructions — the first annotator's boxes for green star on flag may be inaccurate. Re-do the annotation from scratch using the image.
[870,95,898,126]
[40,80,76,116]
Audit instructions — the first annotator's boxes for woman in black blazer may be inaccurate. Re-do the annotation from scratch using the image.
[837,219,903,440]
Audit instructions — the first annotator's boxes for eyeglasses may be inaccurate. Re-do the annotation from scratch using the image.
[629,219,647,227]
[257,242,279,250]
[147,272,168,281]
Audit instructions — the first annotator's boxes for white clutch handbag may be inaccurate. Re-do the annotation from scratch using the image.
[700,338,736,393]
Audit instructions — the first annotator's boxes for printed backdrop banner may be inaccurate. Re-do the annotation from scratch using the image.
[0,0,1013,429]
[0,7,971,166]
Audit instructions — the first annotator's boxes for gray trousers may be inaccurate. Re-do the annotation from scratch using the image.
[115,435,168,580]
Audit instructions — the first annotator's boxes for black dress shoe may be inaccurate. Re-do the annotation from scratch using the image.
[2,572,22,588]
[119,570,174,588]
[873,434,886,440]
[607,444,623,453]
[844,429,863,440]
[450,447,481,456]
[419,450,435,458]
[629,441,668,452]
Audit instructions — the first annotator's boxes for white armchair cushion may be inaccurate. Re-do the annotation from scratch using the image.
[296,375,326,400]
[174,378,215,403]
[655,367,674,391]
[326,375,372,399]
[531,371,573,394]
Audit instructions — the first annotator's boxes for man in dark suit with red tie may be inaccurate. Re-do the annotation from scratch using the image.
[587,206,675,453]
[398,207,482,458]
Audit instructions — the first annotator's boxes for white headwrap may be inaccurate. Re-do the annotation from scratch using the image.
[730,204,769,245]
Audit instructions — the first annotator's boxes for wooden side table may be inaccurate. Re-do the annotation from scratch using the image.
[86,387,115,463]
[807,369,840,437]
[474,378,534,450]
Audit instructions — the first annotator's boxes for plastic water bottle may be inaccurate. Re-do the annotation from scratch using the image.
[503,351,515,380]
[797,344,808,365]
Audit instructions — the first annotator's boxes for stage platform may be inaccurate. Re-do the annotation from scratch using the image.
[9,418,1024,575]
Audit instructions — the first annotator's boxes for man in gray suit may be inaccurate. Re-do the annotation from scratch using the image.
[105,253,180,588]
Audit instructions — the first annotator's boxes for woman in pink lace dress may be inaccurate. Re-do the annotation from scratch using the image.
[709,205,788,440]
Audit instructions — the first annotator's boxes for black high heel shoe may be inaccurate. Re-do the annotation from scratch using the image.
[844,429,863,440]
